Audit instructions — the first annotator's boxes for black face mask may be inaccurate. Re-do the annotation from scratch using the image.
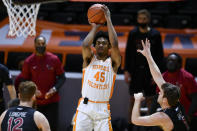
[138,23,148,28]
[36,46,46,54]
[166,61,178,72]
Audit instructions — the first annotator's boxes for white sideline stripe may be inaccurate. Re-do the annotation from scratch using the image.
[10,70,125,80]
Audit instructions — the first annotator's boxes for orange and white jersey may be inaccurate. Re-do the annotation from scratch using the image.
[81,55,116,102]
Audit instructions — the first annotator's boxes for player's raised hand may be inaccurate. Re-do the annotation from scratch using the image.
[137,38,151,58]
[134,93,145,102]
[101,5,111,19]
[89,22,101,28]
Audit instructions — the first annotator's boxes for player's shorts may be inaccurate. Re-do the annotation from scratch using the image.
[73,98,113,131]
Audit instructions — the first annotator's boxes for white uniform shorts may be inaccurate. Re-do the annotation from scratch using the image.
[73,98,113,131]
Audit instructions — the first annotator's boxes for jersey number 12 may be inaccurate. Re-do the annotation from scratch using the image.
[8,117,23,131]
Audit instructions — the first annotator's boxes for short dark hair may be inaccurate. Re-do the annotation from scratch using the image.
[93,31,110,47]
[137,9,151,20]
[161,82,180,107]
[34,36,46,43]
[19,81,37,101]
[167,53,182,69]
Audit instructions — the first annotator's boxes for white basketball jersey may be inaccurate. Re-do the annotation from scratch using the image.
[81,56,116,102]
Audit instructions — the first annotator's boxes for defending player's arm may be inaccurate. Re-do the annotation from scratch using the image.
[34,111,51,131]
[0,111,7,131]
[102,5,121,73]
[82,23,100,68]
[137,38,165,91]
[132,93,169,127]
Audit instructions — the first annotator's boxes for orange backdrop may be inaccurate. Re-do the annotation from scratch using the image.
[0,18,197,69]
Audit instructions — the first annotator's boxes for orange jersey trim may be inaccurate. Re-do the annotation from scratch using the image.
[81,70,85,91]
[110,74,116,99]
[73,110,78,131]
[73,98,82,131]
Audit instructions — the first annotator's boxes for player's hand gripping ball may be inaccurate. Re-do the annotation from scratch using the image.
[87,4,106,24]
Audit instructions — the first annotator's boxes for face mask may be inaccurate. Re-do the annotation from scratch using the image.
[36,46,46,54]
[138,23,148,28]
[166,61,178,72]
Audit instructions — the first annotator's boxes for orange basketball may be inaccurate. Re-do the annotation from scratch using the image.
[87,4,106,24]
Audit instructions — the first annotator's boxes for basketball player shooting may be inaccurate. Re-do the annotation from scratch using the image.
[73,5,121,131]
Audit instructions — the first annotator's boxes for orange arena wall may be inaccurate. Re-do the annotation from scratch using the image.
[0,17,197,70]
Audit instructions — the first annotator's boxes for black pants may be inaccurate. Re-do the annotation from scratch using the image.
[37,102,59,131]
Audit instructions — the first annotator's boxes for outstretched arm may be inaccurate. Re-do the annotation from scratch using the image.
[82,23,100,68]
[137,39,165,91]
[132,93,145,124]
[102,5,121,73]
[132,93,165,127]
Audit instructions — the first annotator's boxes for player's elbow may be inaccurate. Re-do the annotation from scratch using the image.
[117,56,121,66]
[131,118,137,125]
[131,117,141,126]
[111,41,118,48]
